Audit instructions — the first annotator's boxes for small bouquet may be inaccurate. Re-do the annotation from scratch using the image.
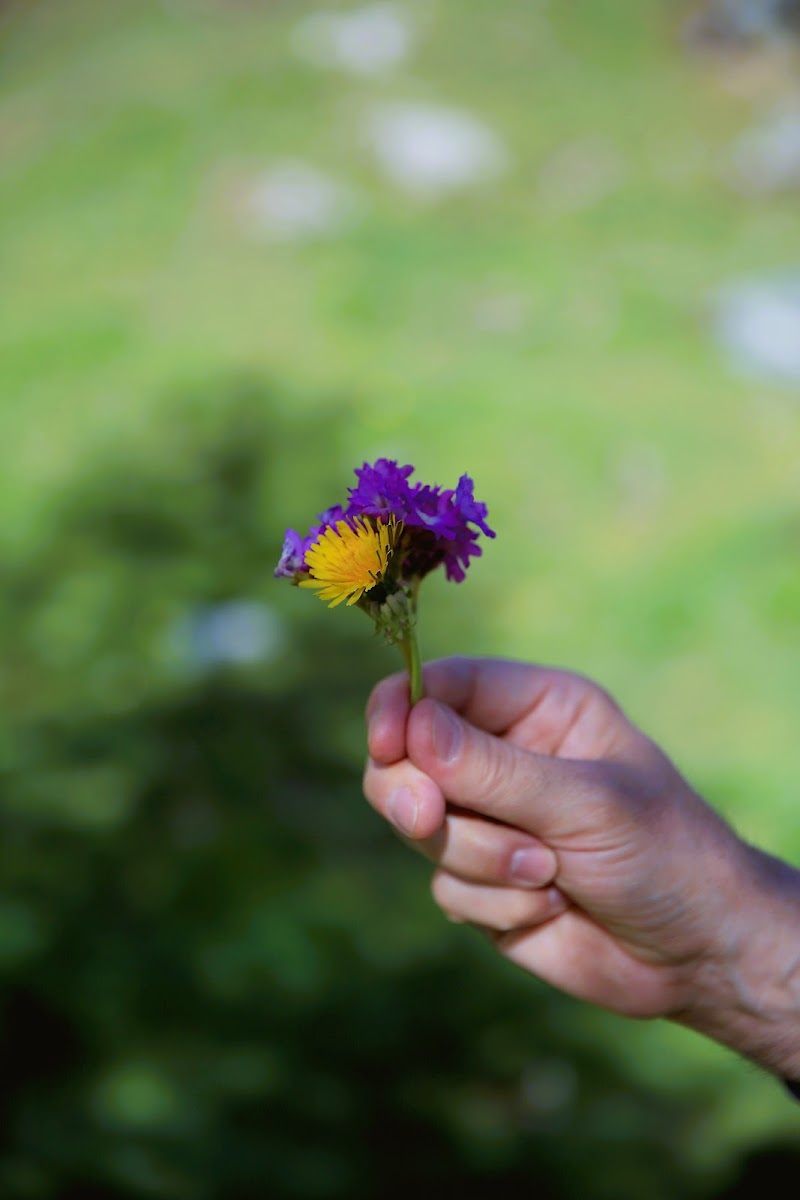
[275,459,494,702]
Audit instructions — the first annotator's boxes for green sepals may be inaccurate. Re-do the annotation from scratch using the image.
[359,580,417,647]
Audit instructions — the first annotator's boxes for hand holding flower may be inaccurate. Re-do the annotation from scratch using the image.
[364,657,800,1081]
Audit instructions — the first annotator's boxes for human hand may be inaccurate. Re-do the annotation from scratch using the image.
[364,658,800,1076]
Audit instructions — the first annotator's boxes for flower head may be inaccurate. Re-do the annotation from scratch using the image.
[275,460,494,697]
[299,516,402,607]
[277,460,493,593]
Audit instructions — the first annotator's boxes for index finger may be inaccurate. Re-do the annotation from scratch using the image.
[366,656,566,765]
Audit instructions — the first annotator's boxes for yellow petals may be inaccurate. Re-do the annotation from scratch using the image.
[299,517,402,607]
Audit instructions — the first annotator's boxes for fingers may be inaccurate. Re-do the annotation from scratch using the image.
[415,813,558,887]
[363,760,558,886]
[432,870,567,933]
[366,657,584,765]
[363,756,446,840]
[419,657,571,736]
[405,698,594,838]
[366,669,412,765]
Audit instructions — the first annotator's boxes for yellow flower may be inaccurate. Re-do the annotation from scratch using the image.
[299,516,402,607]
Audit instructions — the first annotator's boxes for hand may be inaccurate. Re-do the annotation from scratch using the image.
[364,657,800,1077]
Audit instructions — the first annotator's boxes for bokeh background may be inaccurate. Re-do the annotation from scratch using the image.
[3,0,800,1196]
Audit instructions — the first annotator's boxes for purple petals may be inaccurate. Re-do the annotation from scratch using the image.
[409,483,457,536]
[275,460,493,585]
[307,504,347,545]
[274,529,306,578]
[440,530,484,583]
[274,506,347,578]
[347,459,416,520]
[454,474,495,539]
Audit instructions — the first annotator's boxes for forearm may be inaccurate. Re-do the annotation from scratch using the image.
[675,843,800,1080]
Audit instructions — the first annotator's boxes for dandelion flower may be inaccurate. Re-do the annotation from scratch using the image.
[299,516,402,607]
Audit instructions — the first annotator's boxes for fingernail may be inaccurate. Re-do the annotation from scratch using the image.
[387,786,418,837]
[510,846,555,887]
[432,704,462,763]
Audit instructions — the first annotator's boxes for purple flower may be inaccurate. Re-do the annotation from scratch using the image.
[401,473,495,582]
[346,459,417,522]
[274,505,347,579]
[408,483,457,535]
[454,475,495,539]
[274,529,306,578]
[307,504,347,544]
[275,460,493,587]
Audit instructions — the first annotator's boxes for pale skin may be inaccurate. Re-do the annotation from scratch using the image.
[363,657,800,1082]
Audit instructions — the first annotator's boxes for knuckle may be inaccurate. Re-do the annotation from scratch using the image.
[430,655,472,687]
[474,738,515,807]
[503,893,537,932]
[568,668,608,701]
[361,759,390,813]
[361,759,377,800]
[560,671,622,729]
[414,824,445,865]
[430,871,469,926]
[589,761,638,821]
[430,869,451,907]
[587,681,617,716]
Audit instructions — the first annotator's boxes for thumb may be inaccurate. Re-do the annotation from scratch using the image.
[406,698,595,838]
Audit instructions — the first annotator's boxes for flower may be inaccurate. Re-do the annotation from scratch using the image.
[274,528,306,578]
[273,505,346,580]
[298,515,402,607]
[275,460,494,701]
[346,459,417,522]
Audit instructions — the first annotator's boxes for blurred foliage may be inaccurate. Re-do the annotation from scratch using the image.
[0,384,795,1199]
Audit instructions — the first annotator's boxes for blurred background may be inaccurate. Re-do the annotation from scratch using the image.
[2,0,800,1196]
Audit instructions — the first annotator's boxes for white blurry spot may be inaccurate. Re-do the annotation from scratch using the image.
[726,103,800,196]
[166,601,285,674]
[292,4,413,77]
[240,162,363,242]
[683,0,795,46]
[472,291,529,335]
[537,140,628,214]
[365,103,508,198]
[712,274,800,384]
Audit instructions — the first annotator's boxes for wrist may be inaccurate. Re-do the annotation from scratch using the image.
[675,840,800,1079]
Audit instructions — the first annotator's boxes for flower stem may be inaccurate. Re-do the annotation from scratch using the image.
[401,627,424,705]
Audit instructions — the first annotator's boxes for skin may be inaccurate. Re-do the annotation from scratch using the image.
[363,657,800,1080]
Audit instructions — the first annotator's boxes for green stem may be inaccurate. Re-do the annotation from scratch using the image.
[401,626,424,705]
